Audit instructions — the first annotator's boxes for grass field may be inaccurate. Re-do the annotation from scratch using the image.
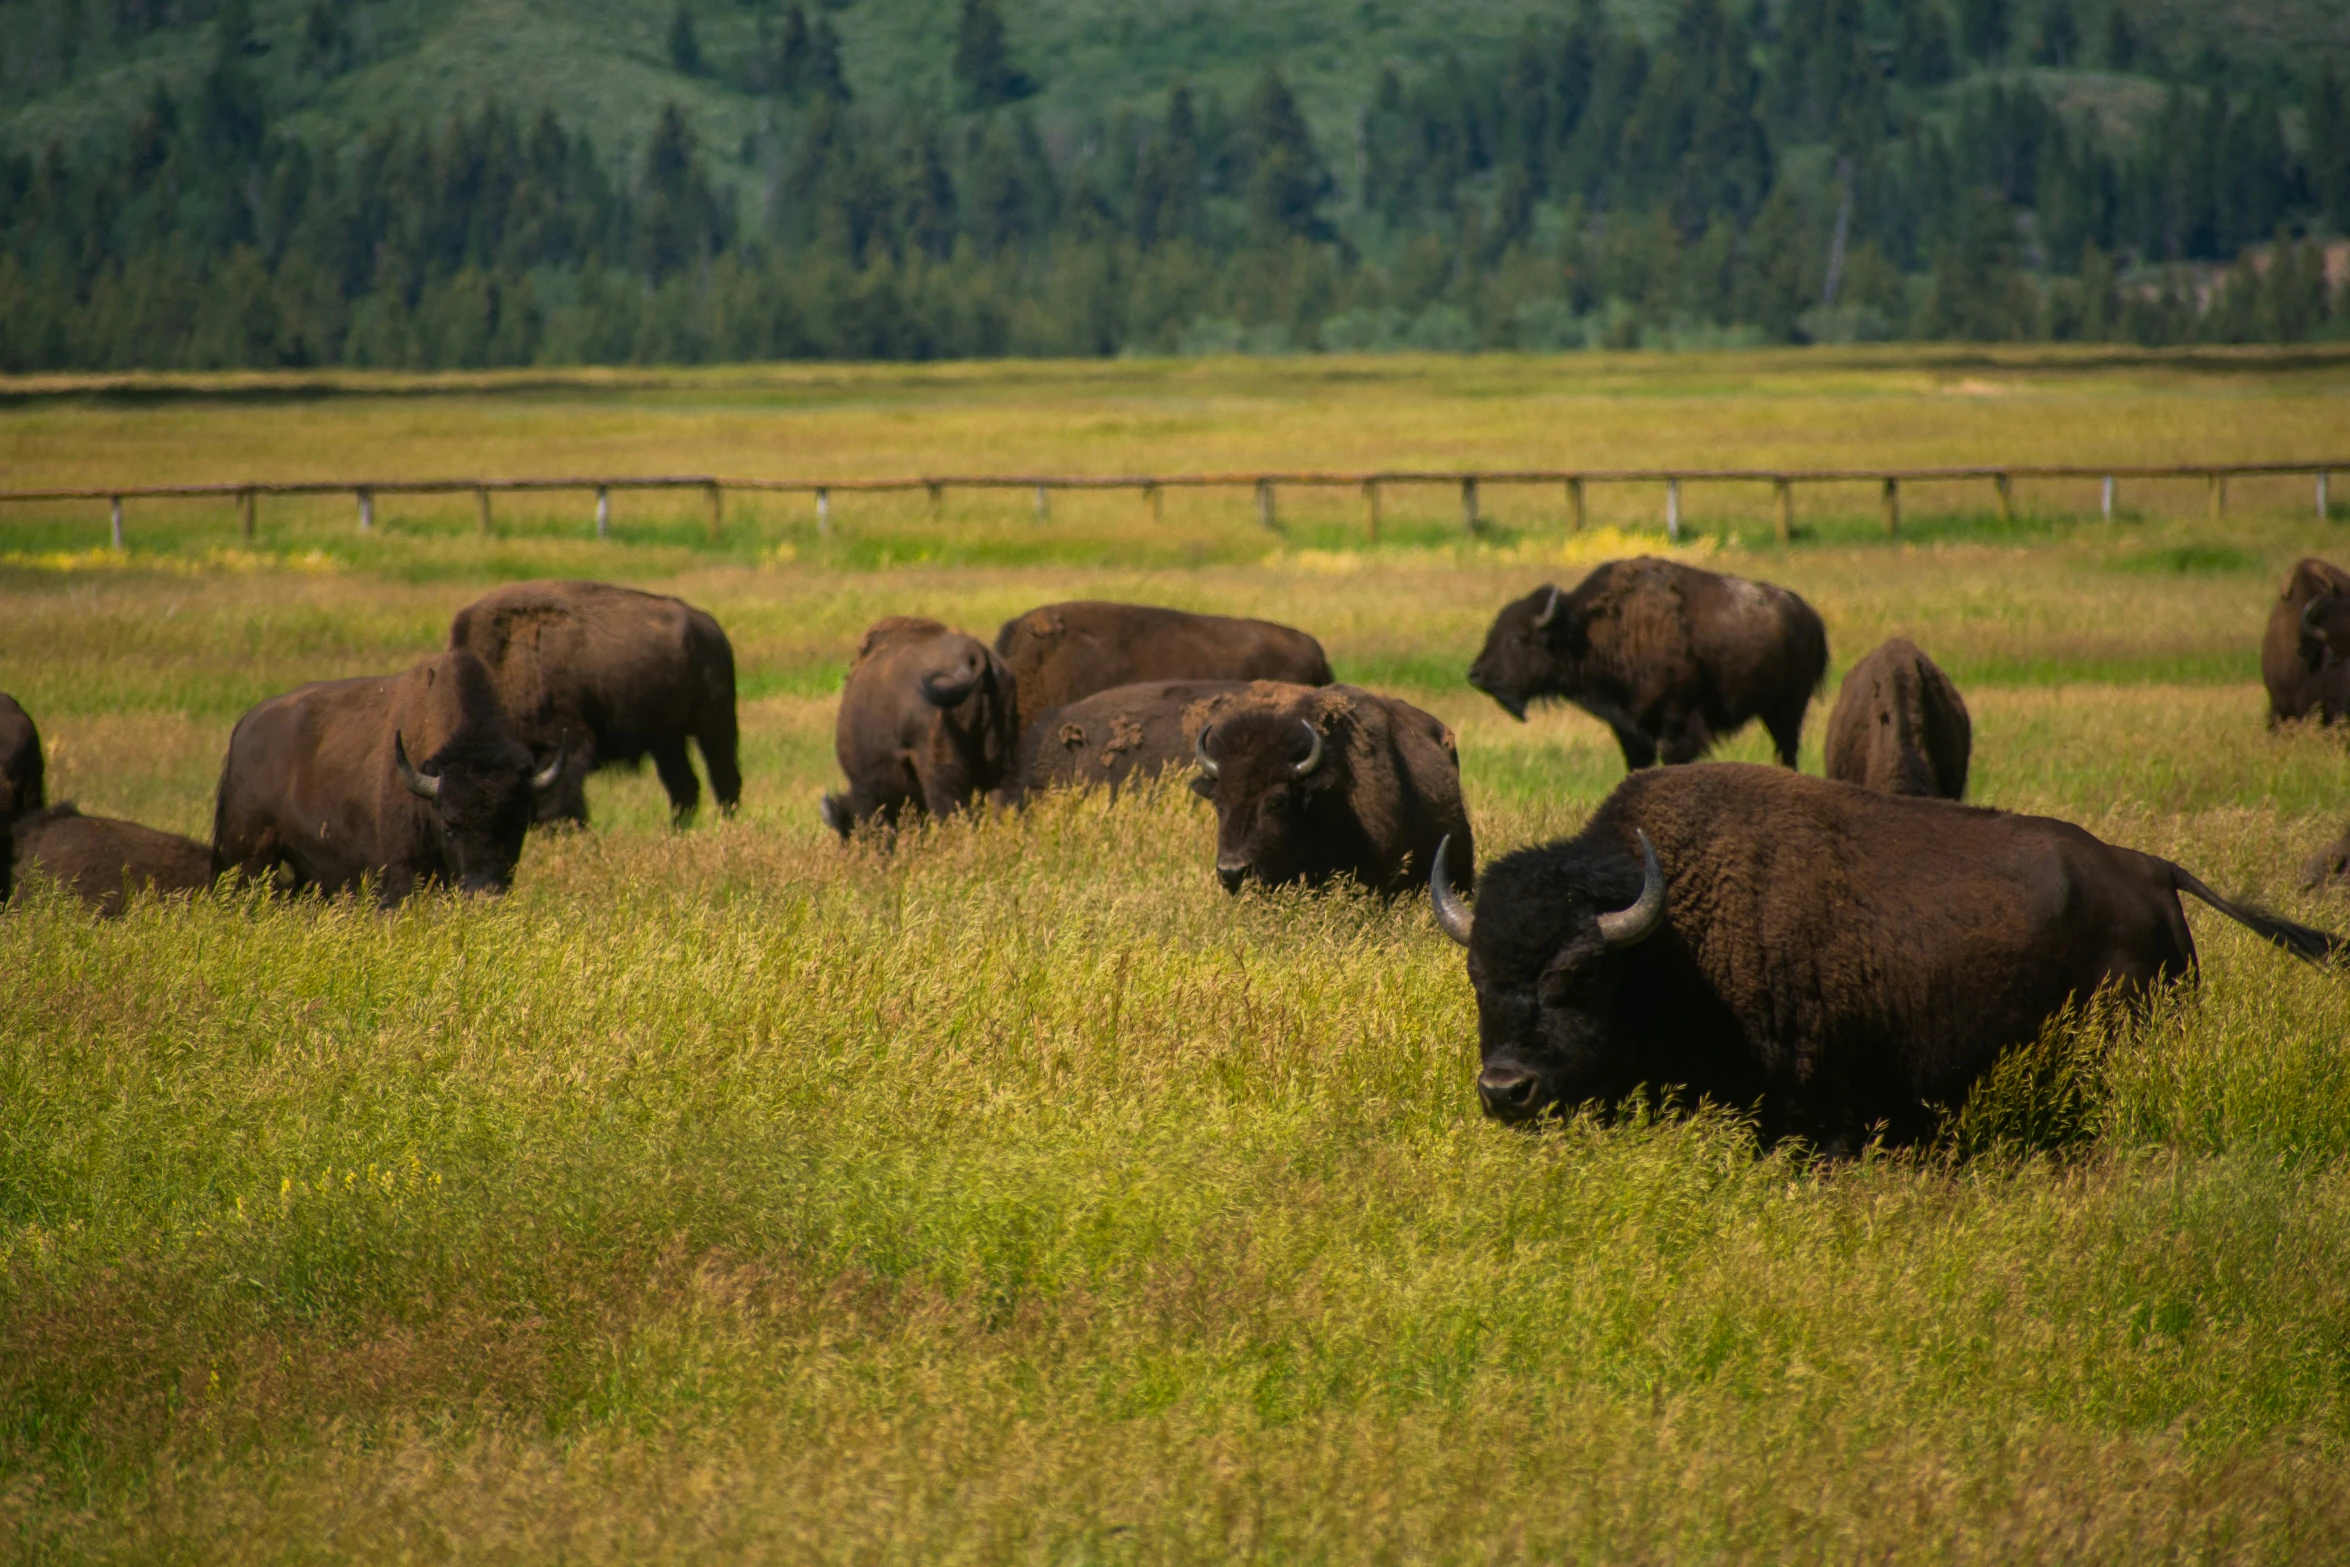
[6,349,2350,1560]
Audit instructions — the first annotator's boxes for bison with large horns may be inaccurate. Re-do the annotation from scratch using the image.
[1430,763,2341,1151]
[449,579,741,826]
[2261,557,2350,726]
[1823,637,1972,799]
[994,600,1332,733]
[1,691,42,830]
[1468,557,1827,769]
[213,649,563,903]
[821,616,1020,835]
[7,804,214,916]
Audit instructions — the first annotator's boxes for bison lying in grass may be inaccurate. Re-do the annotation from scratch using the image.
[7,804,213,916]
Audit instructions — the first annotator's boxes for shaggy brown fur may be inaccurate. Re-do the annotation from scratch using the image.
[994,601,1332,734]
[449,579,740,826]
[213,650,548,903]
[0,691,41,830]
[1467,558,1827,770]
[9,804,213,916]
[822,617,1020,836]
[1823,638,1972,799]
[2260,557,2350,725]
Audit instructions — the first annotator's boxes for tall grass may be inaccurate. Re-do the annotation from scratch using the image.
[6,356,2350,1559]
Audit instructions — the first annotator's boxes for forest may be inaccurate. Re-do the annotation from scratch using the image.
[1,0,2345,369]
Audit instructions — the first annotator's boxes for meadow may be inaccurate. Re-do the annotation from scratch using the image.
[6,347,2350,1560]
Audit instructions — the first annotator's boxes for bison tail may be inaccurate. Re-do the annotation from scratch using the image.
[2169,862,2348,966]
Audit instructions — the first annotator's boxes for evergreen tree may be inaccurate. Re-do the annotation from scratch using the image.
[1899,3,1956,87]
[668,3,705,76]
[1955,0,2009,63]
[1130,81,1201,246]
[772,5,811,99]
[1237,64,1332,244]
[808,17,849,102]
[2310,63,2350,231]
[953,0,1037,110]
[2103,4,2136,68]
[2033,0,2079,65]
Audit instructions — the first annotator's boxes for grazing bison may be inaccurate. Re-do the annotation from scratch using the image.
[1467,558,1827,770]
[449,579,741,826]
[1429,763,2341,1151]
[8,804,212,916]
[1,691,41,829]
[821,617,1019,835]
[1823,638,1972,799]
[213,649,562,903]
[2261,557,2350,726]
[994,601,1333,733]
[1009,678,1268,799]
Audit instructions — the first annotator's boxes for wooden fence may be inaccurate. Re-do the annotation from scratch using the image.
[2,462,2341,550]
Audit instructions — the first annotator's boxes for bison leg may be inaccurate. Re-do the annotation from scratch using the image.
[1763,703,1808,769]
[1657,711,1716,766]
[1609,724,1659,770]
[651,741,703,826]
[697,723,742,819]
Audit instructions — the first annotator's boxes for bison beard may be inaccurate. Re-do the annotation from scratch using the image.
[1431,764,2343,1152]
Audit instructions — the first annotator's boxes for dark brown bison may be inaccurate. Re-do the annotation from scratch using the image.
[213,649,563,903]
[1009,678,1268,798]
[1467,558,1828,769]
[1430,763,2340,1151]
[995,600,1333,733]
[1823,638,1972,799]
[449,579,740,826]
[1,691,42,829]
[7,804,213,916]
[2261,557,2350,726]
[821,617,1019,835]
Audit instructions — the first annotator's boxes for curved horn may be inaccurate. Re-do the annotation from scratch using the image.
[393,732,441,802]
[1594,829,1667,949]
[1429,835,1473,946]
[532,731,569,793]
[1193,723,1220,780]
[1532,585,1563,629]
[1292,721,1324,778]
[921,667,983,708]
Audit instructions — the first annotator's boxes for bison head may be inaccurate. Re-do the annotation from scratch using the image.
[2303,594,2350,669]
[1191,710,1352,892]
[394,729,562,894]
[1467,584,1580,722]
[1430,829,1667,1123]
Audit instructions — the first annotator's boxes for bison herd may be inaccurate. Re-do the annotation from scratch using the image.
[10,552,2350,1153]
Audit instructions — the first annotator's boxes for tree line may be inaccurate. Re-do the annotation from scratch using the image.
[1,0,2345,370]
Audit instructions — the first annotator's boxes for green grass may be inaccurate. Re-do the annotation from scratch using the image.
[8,355,2350,1558]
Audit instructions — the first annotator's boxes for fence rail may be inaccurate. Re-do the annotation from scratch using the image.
[4,461,2341,550]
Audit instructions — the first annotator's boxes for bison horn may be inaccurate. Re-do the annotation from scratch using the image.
[1429,835,1474,947]
[922,667,983,708]
[1594,829,1667,949]
[1194,723,1220,780]
[1293,721,1324,778]
[532,732,568,793]
[393,732,441,802]
[1532,585,1563,629]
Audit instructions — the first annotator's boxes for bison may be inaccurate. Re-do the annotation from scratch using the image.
[7,804,213,916]
[2260,557,2350,726]
[1467,557,1827,770]
[1823,637,1972,799]
[995,600,1333,733]
[821,617,1019,836]
[1008,678,1266,799]
[1429,762,2340,1151]
[213,649,562,903]
[449,579,741,826]
[1,691,41,829]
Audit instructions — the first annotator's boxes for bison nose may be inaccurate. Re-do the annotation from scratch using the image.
[1216,859,1248,893]
[1477,1067,1540,1119]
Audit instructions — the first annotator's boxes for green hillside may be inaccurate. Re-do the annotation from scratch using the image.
[4,0,2343,172]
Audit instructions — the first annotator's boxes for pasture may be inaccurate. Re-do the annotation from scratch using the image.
[6,347,2350,1560]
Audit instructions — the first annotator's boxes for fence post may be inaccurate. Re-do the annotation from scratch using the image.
[594,486,609,540]
[359,489,375,533]
[1362,480,1380,542]
[704,482,723,543]
[816,487,831,538]
[2209,471,2224,520]
[1568,476,1585,531]
[110,495,124,552]
[475,487,492,537]
[238,488,255,542]
[2101,475,2114,522]
[1881,477,1900,537]
[928,481,943,522]
[1665,478,1680,543]
[1256,479,1277,531]
[1994,472,2013,524]
[1773,479,1792,543]
[2323,470,2333,521]
[1461,476,1480,534]
[1147,483,1163,524]
[1035,484,1051,522]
